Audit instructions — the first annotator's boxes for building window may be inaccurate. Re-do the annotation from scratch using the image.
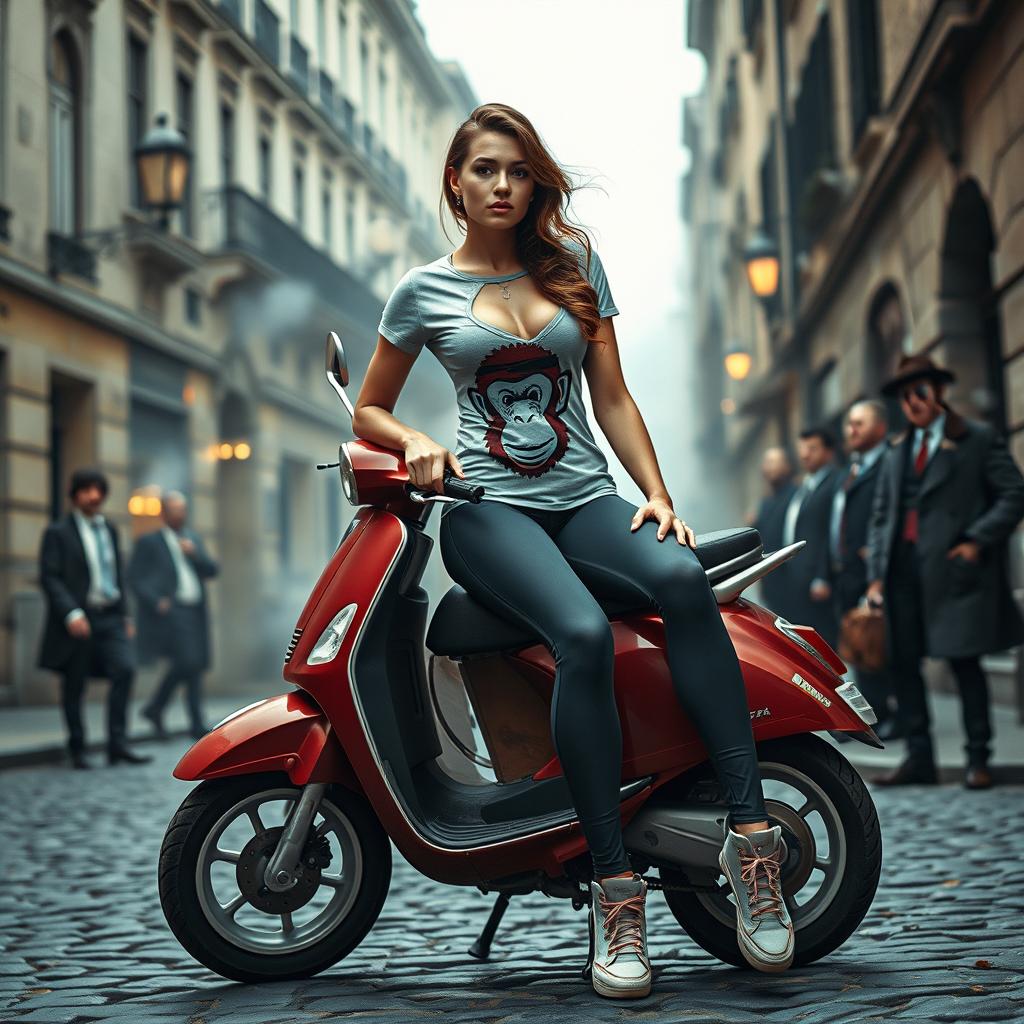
[846,0,881,145]
[359,38,369,114]
[220,104,234,187]
[378,63,387,134]
[337,5,347,85]
[49,31,81,235]
[258,135,272,203]
[290,0,300,30]
[344,184,354,261]
[176,72,194,237]
[185,287,202,326]
[316,0,326,56]
[322,174,332,252]
[127,33,148,208]
[293,159,305,228]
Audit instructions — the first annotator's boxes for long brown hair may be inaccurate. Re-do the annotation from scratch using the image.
[440,103,609,344]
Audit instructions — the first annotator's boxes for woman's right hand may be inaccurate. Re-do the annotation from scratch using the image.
[404,434,466,495]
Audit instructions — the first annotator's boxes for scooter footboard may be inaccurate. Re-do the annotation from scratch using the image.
[172,690,360,791]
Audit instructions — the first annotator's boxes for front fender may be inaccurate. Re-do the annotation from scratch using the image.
[173,690,360,791]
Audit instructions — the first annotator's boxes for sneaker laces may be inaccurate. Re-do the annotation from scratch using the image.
[737,845,786,922]
[597,887,648,961]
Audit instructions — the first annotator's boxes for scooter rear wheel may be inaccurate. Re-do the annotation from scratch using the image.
[158,772,391,982]
[660,734,881,968]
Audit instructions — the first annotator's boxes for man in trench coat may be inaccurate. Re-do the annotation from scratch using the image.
[865,354,1024,788]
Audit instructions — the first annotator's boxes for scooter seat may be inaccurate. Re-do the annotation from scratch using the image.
[425,527,762,658]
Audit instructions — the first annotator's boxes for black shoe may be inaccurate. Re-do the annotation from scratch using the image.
[965,765,994,790]
[140,704,168,739]
[69,750,92,770]
[871,757,937,786]
[107,745,154,766]
[874,719,905,742]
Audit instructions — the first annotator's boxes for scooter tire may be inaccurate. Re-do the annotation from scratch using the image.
[659,734,881,968]
[158,772,391,983]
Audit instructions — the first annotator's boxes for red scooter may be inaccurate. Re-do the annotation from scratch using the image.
[158,333,882,983]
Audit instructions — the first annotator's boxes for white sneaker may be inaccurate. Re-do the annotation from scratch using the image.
[584,873,652,998]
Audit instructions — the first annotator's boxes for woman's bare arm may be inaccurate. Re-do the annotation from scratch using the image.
[352,336,464,493]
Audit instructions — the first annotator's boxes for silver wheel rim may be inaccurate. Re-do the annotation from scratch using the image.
[196,787,363,955]
[696,760,849,932]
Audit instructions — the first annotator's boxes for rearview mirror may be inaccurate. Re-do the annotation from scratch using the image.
[325,331,349,388]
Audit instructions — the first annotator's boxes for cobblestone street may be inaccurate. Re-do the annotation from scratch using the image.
[1,743,1022,1024]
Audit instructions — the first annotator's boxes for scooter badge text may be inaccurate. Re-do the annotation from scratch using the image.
[790,673,832,707]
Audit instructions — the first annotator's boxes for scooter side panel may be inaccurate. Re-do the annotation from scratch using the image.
[521,599,867,781]
[172,691,359,791]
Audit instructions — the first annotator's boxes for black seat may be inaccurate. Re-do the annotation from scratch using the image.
[426,527,762,658]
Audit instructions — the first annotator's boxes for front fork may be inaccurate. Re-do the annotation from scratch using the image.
[263,782,327,892]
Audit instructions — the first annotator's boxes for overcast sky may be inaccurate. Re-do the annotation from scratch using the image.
[413,0,715,516]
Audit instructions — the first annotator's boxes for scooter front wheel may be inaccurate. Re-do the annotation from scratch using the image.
[158,772,391,982]
[660,733,881,968]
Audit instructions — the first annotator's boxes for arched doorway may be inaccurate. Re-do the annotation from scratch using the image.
[939,178,1006,429]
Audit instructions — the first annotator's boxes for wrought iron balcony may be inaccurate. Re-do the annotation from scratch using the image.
[317,70,334,117]
[334,95,355,141]
[214,186,382,325]
[288,34,309,95]
[47,231,98,283]
[253,0,280,65]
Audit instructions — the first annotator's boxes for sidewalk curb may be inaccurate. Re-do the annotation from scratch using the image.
[0,727,198,771]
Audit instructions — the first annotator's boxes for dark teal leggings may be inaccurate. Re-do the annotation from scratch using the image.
[438,491,768,878]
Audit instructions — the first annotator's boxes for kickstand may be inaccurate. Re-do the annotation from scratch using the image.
[581,904,595,981]
[467,892,511,960]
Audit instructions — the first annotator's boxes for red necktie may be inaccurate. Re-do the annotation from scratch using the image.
[901,433,930,543]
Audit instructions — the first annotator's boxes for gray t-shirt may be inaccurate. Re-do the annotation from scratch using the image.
[377,240,620,518]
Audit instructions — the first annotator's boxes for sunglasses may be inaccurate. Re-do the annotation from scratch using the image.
[900,382,932,403]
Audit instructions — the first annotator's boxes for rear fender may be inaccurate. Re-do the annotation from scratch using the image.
[172,690,360,791]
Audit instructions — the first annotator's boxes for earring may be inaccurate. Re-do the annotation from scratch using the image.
[455,194,463,208]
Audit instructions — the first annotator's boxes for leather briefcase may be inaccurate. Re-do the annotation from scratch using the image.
[838,604,886,672]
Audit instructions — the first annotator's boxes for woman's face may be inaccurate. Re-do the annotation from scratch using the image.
[449,131,535,229]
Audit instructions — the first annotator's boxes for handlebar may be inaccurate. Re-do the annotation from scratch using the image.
[406,467,485,504]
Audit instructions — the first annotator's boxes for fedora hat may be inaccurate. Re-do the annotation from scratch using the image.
[880,353,956,397]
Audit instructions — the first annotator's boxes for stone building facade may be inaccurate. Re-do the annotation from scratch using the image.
[684,0,1024,707]
[0,0,475,706]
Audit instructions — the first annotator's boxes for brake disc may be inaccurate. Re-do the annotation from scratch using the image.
[235,826,329,915]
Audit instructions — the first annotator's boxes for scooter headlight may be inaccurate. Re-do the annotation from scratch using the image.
[339,442,359,506]
[306,604,358,666]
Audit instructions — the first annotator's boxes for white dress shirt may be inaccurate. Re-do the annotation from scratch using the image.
[782,464,831,548]
[65,510,121,626]
[161,526,203,605]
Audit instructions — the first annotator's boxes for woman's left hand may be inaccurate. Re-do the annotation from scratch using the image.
[630,498,697,547]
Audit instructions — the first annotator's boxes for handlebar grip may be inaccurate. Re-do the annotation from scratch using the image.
[443,470,484,502]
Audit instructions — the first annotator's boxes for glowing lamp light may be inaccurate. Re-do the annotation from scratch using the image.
[144,496,162,516]
[743,230,780,300]
[233,442,251,460]
[134,113,191,215]
[721,397,737,415]
[724,344,753,381]
[128,495,146,516]
[218,442,234,460]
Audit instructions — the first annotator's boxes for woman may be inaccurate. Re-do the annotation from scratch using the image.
[352,103,793,998]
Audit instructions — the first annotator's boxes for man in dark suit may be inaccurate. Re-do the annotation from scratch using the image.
[128,490,219,739]
[866,354,1024,789]
[828,400,896,734]
[751,446,797,614]
[38,467,152,769]
[778,427,842,649]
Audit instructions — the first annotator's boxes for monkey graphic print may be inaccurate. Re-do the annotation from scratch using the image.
[376,239,621,518]
[470,342,572,478]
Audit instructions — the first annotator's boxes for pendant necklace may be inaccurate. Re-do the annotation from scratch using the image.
[501,283,512,300]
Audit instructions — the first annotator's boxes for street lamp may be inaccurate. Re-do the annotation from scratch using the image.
[724,342,753,381]
[49,113,193,280]
[743,229,780,301]
[134,113,191,229]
